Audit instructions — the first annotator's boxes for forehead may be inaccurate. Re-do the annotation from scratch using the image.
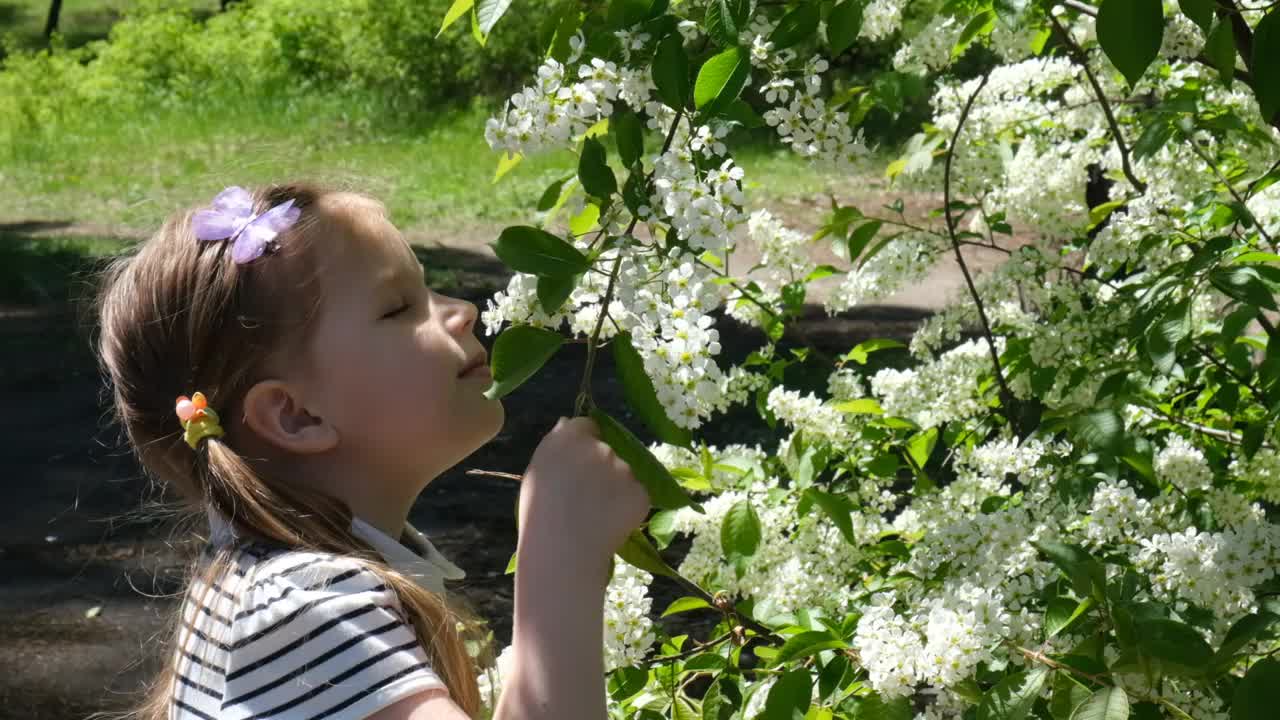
[314,193,415,274]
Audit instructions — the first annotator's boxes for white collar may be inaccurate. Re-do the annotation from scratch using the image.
[207,507,465,595]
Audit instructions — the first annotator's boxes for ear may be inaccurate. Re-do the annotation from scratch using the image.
[241,379,338,455]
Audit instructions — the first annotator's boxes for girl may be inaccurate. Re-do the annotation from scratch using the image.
[95,182,650,720]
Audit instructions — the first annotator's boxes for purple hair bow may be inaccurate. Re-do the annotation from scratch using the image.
[192,186,301,264]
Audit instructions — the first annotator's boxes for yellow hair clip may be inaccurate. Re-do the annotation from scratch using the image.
[175,391,225,449]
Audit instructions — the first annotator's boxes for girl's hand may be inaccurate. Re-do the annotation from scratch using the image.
[518,416,650,577]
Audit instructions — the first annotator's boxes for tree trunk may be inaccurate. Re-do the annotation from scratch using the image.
[43,0,63,39]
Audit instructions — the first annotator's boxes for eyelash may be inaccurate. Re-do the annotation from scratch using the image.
[382,302,411,319]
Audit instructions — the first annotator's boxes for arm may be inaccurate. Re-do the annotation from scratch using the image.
[363,535,608,720]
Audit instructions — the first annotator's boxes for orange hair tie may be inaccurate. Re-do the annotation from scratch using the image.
[175,391,224,449]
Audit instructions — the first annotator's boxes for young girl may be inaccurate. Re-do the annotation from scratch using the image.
[95,182,650,720]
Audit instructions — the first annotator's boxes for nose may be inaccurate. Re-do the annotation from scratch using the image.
[438,293,478,336]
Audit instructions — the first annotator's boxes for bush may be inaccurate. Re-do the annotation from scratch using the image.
[0,0,543,142]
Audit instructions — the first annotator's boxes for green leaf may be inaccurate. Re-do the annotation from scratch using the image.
[762,669,812,720]
[845,338,905,364]
[804,489,857,545]
[613,109,644,168]
[1132,119,1174,160]
[652,33,691,110]
[772,630,847,666]
[1136,617,1214,676]
[607,0,650,29]
[703,678,740,720]
[694,46,750,114]
[617,529,678,578]
[1252,10,1280,122]
[612,333,694,446]
[493,151,523,183]
[721,499,762,557]
[769,4,820,50]
[1096,0,1165,87]
[568,202,601,236]
[661,596,712,616]
[493,226,590,277]
[1073,408,1125,454]
[833,398,883,415]
[609,665,649,701]
[1034,540,1106,603]
[1046,596,1095,638]
[535,273,579,314]
[851,695,912,720]
[536,175,574,212]
[1071,687,1129,720]
[475,0,513,36]
[905,427,938,469]
[847,219,883,262]
[1233,658,1280,720]
[1051,673,1092,720]
[827,0,865,55]
[1211,267,1279,310]
[1211,612,1280,673]
[953,10,995,58]
[484,325,565,400]
[579,137,618,198]
[978,667,1050,720]
[705,0,750,47]
[1206,20,1236,87]
[1178,0,1214,32]
[438,0,475,36]
[592,408,699,510]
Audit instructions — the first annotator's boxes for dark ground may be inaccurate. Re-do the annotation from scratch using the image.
[0,225,928,720]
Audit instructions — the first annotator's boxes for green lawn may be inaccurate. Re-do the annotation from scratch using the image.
[0,0,219,54]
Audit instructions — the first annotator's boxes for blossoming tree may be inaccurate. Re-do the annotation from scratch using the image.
[442,0,1280,717]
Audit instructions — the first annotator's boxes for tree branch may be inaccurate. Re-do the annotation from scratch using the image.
[942,72,1023,433]
[1048,13,1148,194]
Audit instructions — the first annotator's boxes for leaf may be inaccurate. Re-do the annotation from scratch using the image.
[1071,687,1129,720]
[1034,540,1106,602]
[1046,596,1095,638]
[1073,408,1125,454]
[1206,20,1236,87]
[852,695,912,720]
[1233,658,1280,720]
[613,109,644,168]
[804,489,857,545]
[694,46,750,115]
[827,0,865,55]
[1253,10,1280,122]
[578,137,618,198]
[662,596,712,616]
[536,175,573,212]
[1211,267,1279,311]
[493,151,523,183]
[492,226,590,277]
[475,0,513,36]
[721,499,762,557]
[438,0,475,36]
[536,273,579,314]
[652,33,690,110]
[978,667,1050,720]
[772,630,847,666]
[847,219,883,262]
[762,669,812,720]
[592,409,699,510]
[1136,617,1214,676]
[953,10,995,58]
[905,427,938,470]
[706,0,750,46]
[1178,0,1214,32]
[769,4,820,50]
[1211,612,1280,673]
[612,333,694,446]
[609,665,649,701]
[833,398,883,415]
[1132,119,1174,160]
[845,338,905,364]
[569,202,601,236]
[1052,673,1092,720]
[484,325,565,400]
[1096,0,1165,87]
[617,529,678,578]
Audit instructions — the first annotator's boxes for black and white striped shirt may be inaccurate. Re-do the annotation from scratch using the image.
[170,542,448,720]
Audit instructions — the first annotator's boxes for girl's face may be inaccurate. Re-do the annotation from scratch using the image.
[297,195,504,488]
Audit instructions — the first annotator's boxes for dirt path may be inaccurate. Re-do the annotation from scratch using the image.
[0,184,1015,717]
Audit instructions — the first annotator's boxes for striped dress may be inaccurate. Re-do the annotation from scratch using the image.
[169,541,448,720]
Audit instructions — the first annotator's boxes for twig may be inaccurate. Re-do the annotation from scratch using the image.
[465,469,523,482]
[668,573,786,646]
[644,631,735,666]
[942,72,1023,434]
[1061,0,1098,15]
[1048,13,1148,194]
[1194,342,1270,406]
[1183,135,1277,249]
[1015,645,1193,718]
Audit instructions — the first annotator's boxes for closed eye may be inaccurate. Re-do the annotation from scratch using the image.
[381,302,411,319]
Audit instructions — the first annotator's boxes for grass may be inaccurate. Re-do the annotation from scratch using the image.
[1,91,861,237]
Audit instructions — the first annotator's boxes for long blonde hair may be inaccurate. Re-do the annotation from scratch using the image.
[94,182,487,718]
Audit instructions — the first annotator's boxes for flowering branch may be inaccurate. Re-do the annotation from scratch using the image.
[1048,12,1148,194]
[942,71,1024,435]
[574,109,687,416]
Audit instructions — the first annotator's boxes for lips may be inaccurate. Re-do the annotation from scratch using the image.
[459,350,490,378]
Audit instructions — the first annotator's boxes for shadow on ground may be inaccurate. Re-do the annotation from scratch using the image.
[0,226,931,718]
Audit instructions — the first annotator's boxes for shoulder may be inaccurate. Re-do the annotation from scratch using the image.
[211,545,447,719]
